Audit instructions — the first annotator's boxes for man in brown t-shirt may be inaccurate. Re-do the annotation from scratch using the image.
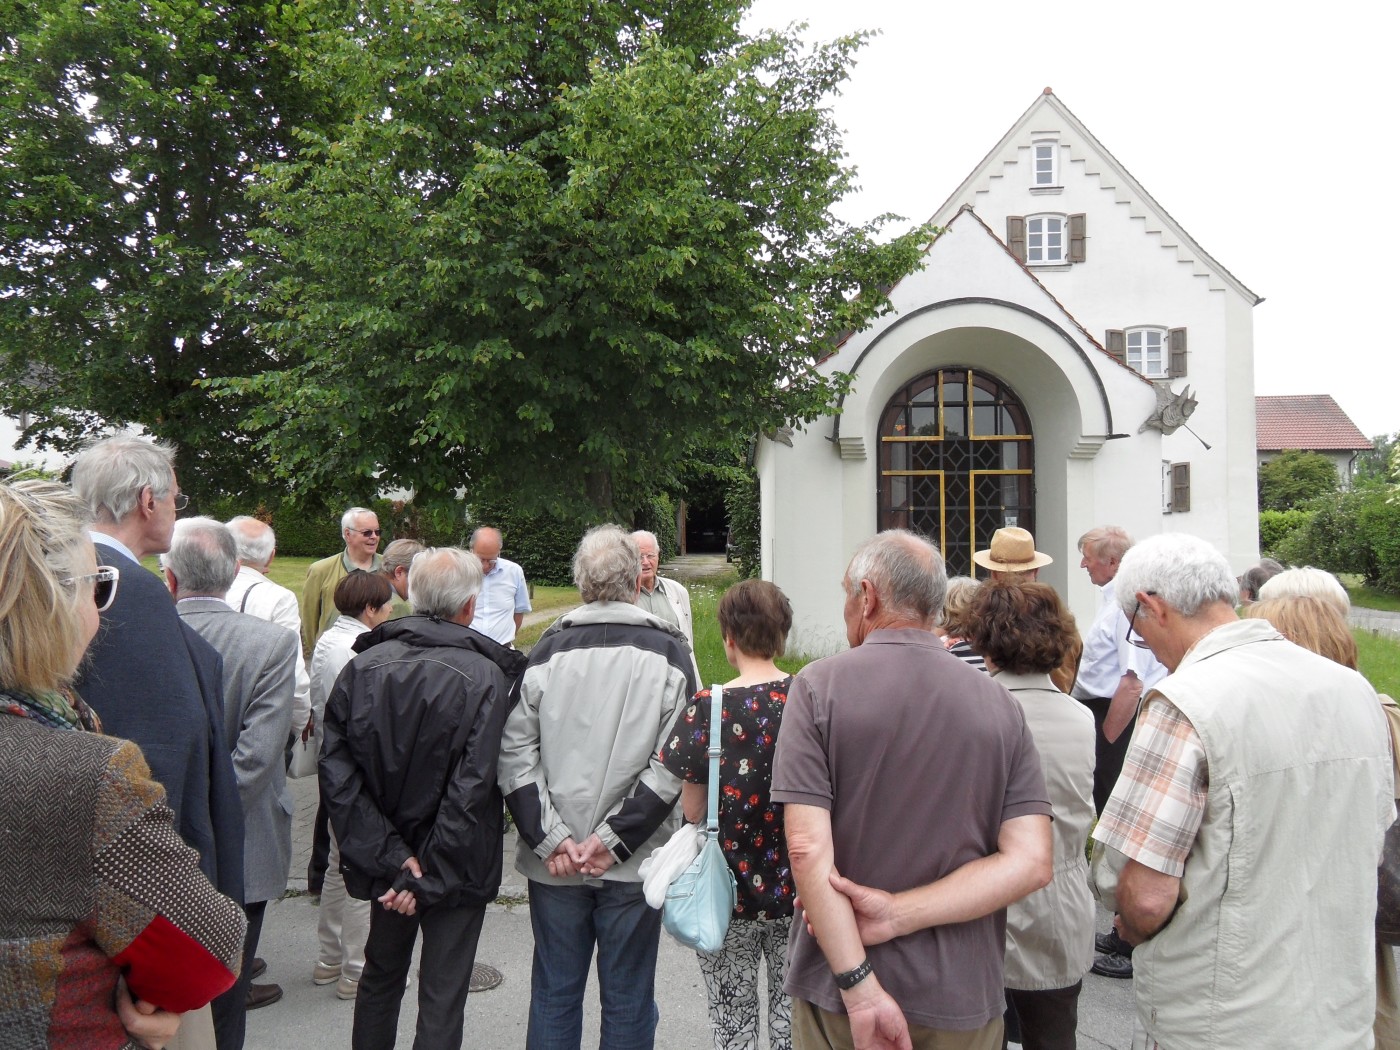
[772,529,1053,1050]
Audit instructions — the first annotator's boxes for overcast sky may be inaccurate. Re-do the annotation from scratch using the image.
[743,0,1396,440]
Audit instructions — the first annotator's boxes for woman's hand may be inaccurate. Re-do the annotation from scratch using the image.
[116,978,182,1050]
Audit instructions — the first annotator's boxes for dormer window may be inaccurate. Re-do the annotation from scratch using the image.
[1032,140,1057,186]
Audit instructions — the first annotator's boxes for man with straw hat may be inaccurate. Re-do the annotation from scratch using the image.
[972,527,1054,580]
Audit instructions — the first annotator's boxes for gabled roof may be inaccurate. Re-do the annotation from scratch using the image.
[931,89,1261,305]
[1256,395,1373,452]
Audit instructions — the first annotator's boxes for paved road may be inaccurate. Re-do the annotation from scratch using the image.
[1353,606,1400,640]
[245,774,1138,1049]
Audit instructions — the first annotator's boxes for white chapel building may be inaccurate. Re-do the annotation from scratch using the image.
[758,89,1262,655]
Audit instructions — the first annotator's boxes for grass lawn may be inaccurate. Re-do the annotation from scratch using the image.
[1347,582,1400,614]
[1358,630,1400,699]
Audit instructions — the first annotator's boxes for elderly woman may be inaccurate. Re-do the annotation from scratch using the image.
[308,569,396,1000]
[1258,565,1350,615]
[660,579,796,1050]
[966,579,1095,1050]
[938,575,985,670]
[1241,595,1400,1049]
[0,480,244,1049]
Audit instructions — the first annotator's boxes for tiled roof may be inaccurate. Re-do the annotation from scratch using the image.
[1256,395,1373,452]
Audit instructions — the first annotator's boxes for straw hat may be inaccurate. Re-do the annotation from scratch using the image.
[972,527,1054,573]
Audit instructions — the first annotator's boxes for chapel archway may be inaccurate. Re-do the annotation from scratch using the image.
[877,367,1035,577]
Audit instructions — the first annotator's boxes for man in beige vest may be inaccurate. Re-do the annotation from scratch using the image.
[1090,533,1392,1049]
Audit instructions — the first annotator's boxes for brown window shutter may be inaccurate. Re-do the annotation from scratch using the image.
[1007,216,1026,263]
[1172,462,1191,513]
[1168,327,1188,377]
[1105,329,1126,364]
[1068,213,1087,262]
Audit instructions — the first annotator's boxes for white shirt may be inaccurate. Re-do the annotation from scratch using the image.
[473,557,531,645]
[1074,578,1166,699]
[309,615,369,722]
[225,565,312,733]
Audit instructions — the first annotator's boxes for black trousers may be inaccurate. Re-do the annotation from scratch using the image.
[352,901,486,1050]
[308,796,331,894]
[1079,696,1136,813]
[211,899,267,1050]
[1003,981,1082,1050]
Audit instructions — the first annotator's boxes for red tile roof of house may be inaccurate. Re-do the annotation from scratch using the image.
[1256,395,1373,452]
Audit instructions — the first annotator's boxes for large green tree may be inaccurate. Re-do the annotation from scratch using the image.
[0,0,321,495]
[225,0,929,517]
[1258,448,1341,511]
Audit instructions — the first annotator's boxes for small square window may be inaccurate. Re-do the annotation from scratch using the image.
[1026,215,1065,264]
[1127,328,1167,377]
[1033,141,1057,186]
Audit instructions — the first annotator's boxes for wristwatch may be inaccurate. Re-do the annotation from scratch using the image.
[833,958,873,990]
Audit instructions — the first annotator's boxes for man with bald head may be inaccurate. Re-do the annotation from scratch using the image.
[468,526,531,646]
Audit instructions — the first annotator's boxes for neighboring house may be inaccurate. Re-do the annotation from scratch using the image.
[0,411,66,474]
[758,89,1263,654]
[1256,394,1372,486]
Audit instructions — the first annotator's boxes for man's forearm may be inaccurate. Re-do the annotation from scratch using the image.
[1103,672,1142,744]
[786,803,868,974]
[887,814,1052,934]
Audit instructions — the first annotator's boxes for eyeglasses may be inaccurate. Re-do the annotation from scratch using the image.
[63,566,121,613]
[352,529,382,538]
[171,493,190,511]
[1125,591,1158,650]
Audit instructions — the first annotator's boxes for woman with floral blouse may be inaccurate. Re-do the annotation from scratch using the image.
[660,579,795,1050]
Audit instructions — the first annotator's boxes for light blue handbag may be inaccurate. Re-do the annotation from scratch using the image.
[662,684,737,953]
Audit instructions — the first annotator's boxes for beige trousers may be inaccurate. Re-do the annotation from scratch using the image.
[792,996,1001,1050]
[164,1003,216,1050]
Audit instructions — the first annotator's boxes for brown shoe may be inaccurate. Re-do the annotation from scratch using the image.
[246,982,284,1010]
[250,957,267,981]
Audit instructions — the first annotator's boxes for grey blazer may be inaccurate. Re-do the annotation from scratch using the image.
[177,599,298,904]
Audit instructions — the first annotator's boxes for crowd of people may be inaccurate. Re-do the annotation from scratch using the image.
[0,433,1395,1050]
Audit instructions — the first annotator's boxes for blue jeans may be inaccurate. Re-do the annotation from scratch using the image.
[526,879,662,1050]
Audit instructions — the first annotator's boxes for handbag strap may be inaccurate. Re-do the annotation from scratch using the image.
[706,684,723,841]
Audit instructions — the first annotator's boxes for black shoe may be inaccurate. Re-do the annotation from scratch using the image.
[1090,952,1134,979]
[1094,928,1134,957]
[246,982,284,1010]
[250,957,267,981]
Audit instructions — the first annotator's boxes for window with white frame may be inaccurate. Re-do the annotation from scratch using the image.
[1026,214,1065,264]
[1033,141,1057,186]
[1126,327,1167,377]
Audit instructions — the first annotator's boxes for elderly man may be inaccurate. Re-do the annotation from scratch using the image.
[301,506,383,654]
[167,518,299,1023]
[773,529,1052,1050]
[972,526,1052,580]
[468,525,531,645]
[225,516,312,745]
[500,525,695,1050]
[1090,533,1392,1050]
[71,437,245,1050]
[321,548,525,1050]
[381,537,425,618]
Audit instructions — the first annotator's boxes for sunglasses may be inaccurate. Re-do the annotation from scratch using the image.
[352,528,382,538]
[64,566,121,613]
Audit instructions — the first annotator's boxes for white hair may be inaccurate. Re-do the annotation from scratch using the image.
[70,436,176,525]
[341,506,375,533]
[226,515,275,568]
[407,547,482,619]
[165,517,238,597]
[578,526,641,603]
[1258,567,1349,616]
[845,530,946,622]
[1114,533,1237,619]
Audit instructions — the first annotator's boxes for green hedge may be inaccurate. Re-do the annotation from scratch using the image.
[196,495,467,557]
[724,465,760,579]
[1276,487,1400,592]
[1258,509,1311,559]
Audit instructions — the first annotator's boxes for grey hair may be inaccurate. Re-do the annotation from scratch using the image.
[1114,533,1237,619]
[575,525,641,603]
[1078,525,1133,562]
[1258,566,1349,616]
[165,517,238,598]
[407,547,483,619]
[341,506,375,533]
[939,576,981,635]
[845,530,947,623]
[226,516,276,568]
[629,529,658,551]
[468,526,501,549]
[382,538,426,575]
[70,436,176,525]
[1238,558,1285,604]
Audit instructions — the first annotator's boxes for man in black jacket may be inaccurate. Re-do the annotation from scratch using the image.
[319,546,525,1050]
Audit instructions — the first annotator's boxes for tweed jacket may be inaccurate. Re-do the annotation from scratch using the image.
[300,550,382,655]
[0,710,245,1048]
[177,599,298,904]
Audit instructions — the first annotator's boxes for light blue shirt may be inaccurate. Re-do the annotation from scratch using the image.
[474,556,531,645]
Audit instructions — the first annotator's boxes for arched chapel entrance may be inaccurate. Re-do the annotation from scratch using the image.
[877,367,1035,577]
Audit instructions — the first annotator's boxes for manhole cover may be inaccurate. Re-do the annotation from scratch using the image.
[469,963,503,993]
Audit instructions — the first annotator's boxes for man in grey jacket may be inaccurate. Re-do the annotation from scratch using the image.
[166,518,297,1030]
[500,524,696,1050]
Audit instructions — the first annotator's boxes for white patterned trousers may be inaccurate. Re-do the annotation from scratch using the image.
[696,915,793,1050]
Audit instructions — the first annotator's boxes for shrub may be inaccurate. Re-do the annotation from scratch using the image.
[468,496,602,586]
[724,465,760,579]
[1258,509,1311,559]
[1258,449,1340,511]
[1277,487,1400,592]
